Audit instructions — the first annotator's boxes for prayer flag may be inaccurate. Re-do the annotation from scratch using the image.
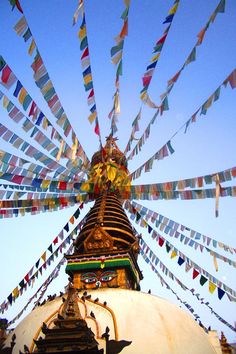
[192,269,200,279]
[209,281,216,294]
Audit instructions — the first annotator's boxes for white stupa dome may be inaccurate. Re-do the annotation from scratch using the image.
[4,288,218,354]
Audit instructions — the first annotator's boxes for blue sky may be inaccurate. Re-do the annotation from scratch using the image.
[0,0,235,342]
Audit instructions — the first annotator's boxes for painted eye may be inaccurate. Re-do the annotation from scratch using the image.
[84,277,97,284]
[100,271,117,282]
[81,272,98,284]
[100,275,113,282]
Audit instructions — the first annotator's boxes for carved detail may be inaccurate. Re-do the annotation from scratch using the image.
[84,227,113,253]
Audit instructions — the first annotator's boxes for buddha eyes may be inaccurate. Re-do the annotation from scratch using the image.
[81,271,117,283]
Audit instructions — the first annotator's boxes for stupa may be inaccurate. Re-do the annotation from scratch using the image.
[1,137,220,354]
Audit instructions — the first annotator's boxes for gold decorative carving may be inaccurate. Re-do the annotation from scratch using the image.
[84,226,113,253]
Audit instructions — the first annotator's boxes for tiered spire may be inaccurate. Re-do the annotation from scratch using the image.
[66,137,142,291]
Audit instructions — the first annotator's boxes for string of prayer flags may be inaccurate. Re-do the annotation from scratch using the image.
[73,0,101,140]
[126,0,227,161]
[33,245,75,311]
[120,185,236,202]
[140,246,212,331]
[6,242,74,323]
[140,0,180,107]
[7,257,67,326]
[0,90,86,171]
[0,195,78,209]
[0,56,88,171]
[109,0,130,135]
[125,109,159,157]
[0,90,72,168]
[140,242,236,333]
[129,200,236,256]
[0,200,77,219]
[183,68,236,134]
[129,140,175,180]
[0,172,88,195]
[129,166,236,193]
[10,10,90,167]
[159,0,226,115]
[0,122,75,180]
[123,108,142,155]
[126,203,236,300]
[126,200,236,270]
[127,68,236,167]
[0,214,86,314]
[139,245,206,324]
[0,163,70,183]
[0,189,77,202]
[140,238,187,293]
[0,148,56,180]
[0,182,82,196]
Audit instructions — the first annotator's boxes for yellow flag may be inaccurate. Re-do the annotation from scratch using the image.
[140,91,147,101]
[49,199,55,208]
[169,3,179,15]
[171,250,177,259]
[13,287,19,299]
[209,281,216,294]
[88,111,96,124]
[3,95,10,108]
[41,81,53,95]
[142,219,147,228]
[42,117,49,130]
[78,26,86,40]
[70,216,75,224]
[41,252,46,262]
[41,180,50,189]
[20,208,25,216]
[28,39,36,56]
[83,74,92,85]
[18,88,27,104]
[150,52,160,62]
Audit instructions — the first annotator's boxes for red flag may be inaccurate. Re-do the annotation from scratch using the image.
[142,75,152,87]
[192,268,200,279]
[24,274,29,282]
[158,237,164,247]
[228,69,236,89]
[16,0,23,13]
[53,236,58,245]
[156,32,168,45]
[81,47,89,60]
[94,120,100,136]
[58,181,67,190]
[88,89,94,99]
[1,65,12,84]
[29,101,36,117]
